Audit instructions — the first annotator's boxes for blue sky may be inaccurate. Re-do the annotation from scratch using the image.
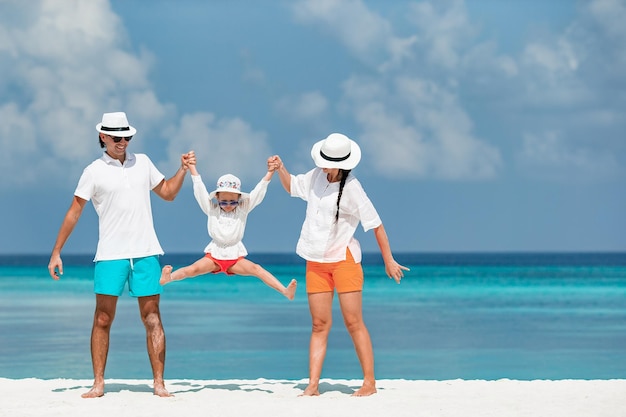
[0,0,624,255]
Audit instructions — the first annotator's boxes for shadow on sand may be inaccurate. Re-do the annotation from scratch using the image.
[52,380,364,396]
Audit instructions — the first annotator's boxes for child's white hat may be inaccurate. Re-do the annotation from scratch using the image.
[209,174,249,200]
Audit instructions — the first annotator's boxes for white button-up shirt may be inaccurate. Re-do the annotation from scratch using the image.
[290,168,381,263]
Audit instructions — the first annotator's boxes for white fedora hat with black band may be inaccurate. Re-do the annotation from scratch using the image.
[96,112,137,137]
[311,133,361,170]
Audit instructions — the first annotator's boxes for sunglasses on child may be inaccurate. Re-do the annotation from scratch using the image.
[107,135,133,143]
[218,200,239,207]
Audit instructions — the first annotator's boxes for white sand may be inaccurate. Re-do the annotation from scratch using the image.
[1,378,625,417]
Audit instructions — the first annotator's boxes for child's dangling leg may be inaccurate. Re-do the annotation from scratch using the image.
[160,256,219,285]
[228,258,297,300]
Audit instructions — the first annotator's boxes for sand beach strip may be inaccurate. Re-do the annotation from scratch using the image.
[1,377,625,417]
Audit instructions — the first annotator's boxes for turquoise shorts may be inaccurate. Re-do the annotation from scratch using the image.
[94,256,162,297]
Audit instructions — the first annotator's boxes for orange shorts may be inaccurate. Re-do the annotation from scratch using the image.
[205,253,242,275]
[305,249,364,294]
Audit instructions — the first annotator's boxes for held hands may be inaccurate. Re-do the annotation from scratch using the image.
[264,156,279,180]
[268,155,291,193]
[267,155,282,172]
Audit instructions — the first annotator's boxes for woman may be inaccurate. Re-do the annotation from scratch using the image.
[270,133,408,396]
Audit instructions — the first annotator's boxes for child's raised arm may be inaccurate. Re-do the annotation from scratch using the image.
[263,156,279,181]
[186,151,198,176]
[189,164,199,176]
[268,155,291,194]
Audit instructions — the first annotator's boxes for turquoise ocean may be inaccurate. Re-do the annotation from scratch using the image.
[1,252,625,381]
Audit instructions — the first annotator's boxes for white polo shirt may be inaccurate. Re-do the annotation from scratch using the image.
[290,168,382,263]
[74,152,166,261]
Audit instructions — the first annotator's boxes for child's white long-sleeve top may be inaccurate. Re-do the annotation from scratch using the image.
[191,174,270,260]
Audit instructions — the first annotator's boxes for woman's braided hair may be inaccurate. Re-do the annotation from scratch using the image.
[335,169,351,222]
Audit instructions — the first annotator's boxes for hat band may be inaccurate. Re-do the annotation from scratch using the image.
[101,126,130,132]
[320,150,350,162]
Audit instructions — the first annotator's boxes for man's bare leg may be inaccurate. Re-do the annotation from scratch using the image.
[82,294,118,398]
[300,292,334,396]
[229,259,297,300]
[138,295,172,397]
[160,257,218,285]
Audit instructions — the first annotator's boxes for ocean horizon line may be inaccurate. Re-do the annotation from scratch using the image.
[1,251,625,267]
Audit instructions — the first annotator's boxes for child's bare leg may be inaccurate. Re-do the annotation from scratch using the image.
[160,265,174,285]
[229,259,297,300]
[160,256,218,285]
[285,279,297,299]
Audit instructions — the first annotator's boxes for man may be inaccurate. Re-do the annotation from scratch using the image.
[48,112,195,398]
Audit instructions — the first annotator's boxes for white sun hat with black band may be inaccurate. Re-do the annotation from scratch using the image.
[96,112,137,137]
[311,133,361,170]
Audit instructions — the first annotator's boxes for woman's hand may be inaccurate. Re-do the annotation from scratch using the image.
[385,259,410,284]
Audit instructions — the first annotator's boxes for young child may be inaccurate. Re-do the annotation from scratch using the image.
[160,159,297,300]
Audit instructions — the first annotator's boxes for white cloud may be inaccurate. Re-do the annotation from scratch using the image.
[0,0,269,190]
[509,0,626,179]
[293,0,503,180]
[523,40,578,73]
[276,91,329,122]
[163,112,272,183]
[578,0,626,80]
[516,0,626,107]
[407,0,475,70]
[518,131,621,181]
[0,0,158,187]
[403,0,521,83]
[0,103,38,183]
[291,0,416,71]
[462,41,518,78]
[2,0,624,190]
[300,0,625,182]
[343,75,501,179]
[588,0,626,42]
[517,36,591,108]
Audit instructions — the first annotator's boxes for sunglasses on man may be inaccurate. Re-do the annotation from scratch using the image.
[108,135,133,143]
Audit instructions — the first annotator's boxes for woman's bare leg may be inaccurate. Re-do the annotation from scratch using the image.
[338,290,377,396]
[300,291,334,396]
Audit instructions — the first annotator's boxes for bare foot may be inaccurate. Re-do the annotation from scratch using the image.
[160,265,173,285]
[299,383,320,396]
[154,384,173,397]
[284,279,297,300]
[352,381,377,397]
[81,384,104,398]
